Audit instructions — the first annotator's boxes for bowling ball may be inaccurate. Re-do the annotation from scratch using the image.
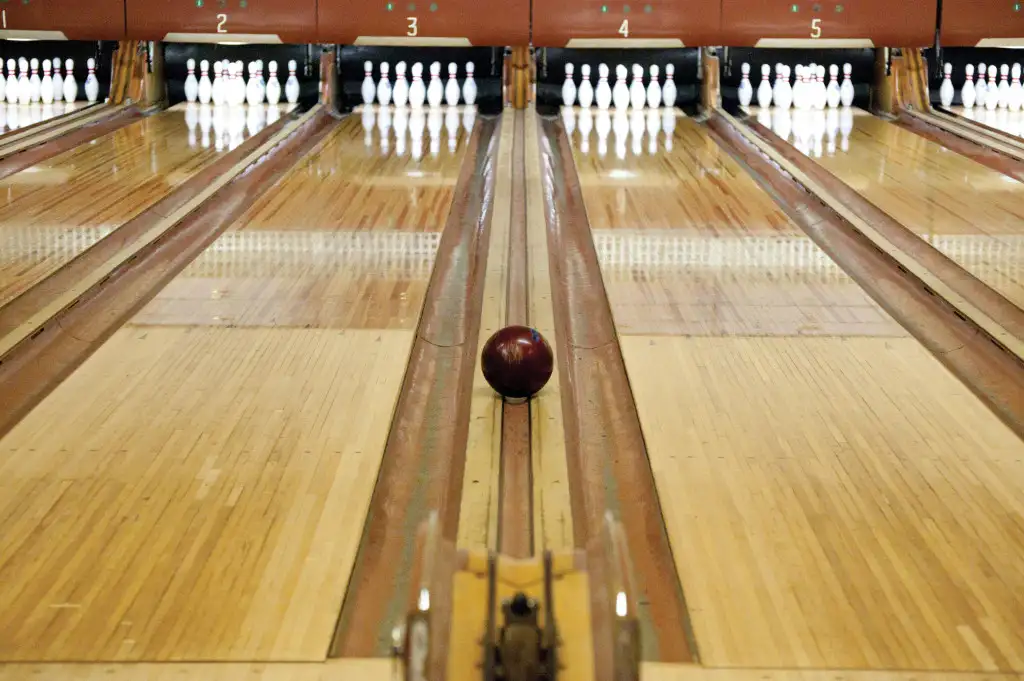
[480,325,554,400]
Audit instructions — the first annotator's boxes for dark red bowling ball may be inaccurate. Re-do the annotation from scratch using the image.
[481,325,554,400]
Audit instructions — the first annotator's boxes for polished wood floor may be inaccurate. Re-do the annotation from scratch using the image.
[570,113,1024,671]
[0,114,472,661]
[806,110,1024,311]
[0,105,262,308]
[952,106,1024,137]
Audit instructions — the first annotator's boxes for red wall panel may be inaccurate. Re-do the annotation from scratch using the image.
[941,0,1024,46]
[533,0,721,48]
[0,0,124,40]
[126,0,317,44]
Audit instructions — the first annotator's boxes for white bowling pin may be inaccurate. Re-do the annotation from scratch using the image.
[361,60,376,105]
[976,62,988,107]
[17,58,29,104]
[62,59,76,103]
[5,59,16,105]
[266,61,281,105]
[1009,63,1022,112]
[285,59,299,104]
[184,58,198,102]
[776,65,793,109]
[596,63,612,109]
[578,64,594,108]
[0,62,6,104]
[814,65,827,109]
[998,64,1010,108]
[646,64,661,108]
[738,62,753,106]
[211,61,223,105]
[409,62,426,108]
[826,64,840,108]
[378,62,393,106]
[444,62,459,106]
[40,59,53,104]
[939,62,954,107]
[84,57,99,102]
[427,61,443,107]
[29,58,40,102]
[629,64,645,109]
[756,64,772,108]
[245,62,261,105]
[393,61,409,106]
[986,65,998,110]
[840,63,854,107]
[462,62,477,106]
[562,63,577,107]
[198,59,212,104]
[663,63,677,109]
[612,64,630,109]
[961,64,976,109]
[51,57,62,103]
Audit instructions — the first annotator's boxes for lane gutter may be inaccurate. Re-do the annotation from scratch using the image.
[330,115,501,659]
[536,115,700,667]
[0,107,337,439]
[893,108,1024,180]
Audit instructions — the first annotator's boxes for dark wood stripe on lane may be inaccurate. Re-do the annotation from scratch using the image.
[537,115,699,667]
[330,116,501,659]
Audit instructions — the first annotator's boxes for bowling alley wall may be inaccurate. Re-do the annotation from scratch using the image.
[0,0,1018,110]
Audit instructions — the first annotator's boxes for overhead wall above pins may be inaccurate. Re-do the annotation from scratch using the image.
[532,0,721,48]
[317,0,529,46]
[940,0,1024,46]
[719,0,936,47]
[125,0,317,44]
[0,0,125,40]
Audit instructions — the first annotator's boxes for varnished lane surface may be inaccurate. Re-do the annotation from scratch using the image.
[792,109,1024,311]
[0,103,283,308]
[0,102,85,136]
[952,106,1024,138]
[0,113,473,661]
[567,109,1024,670]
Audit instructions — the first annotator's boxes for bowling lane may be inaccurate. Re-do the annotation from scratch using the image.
[0,101,85,135]
[951,106,1024,137]
[801,109,1024,310]
[0,112,474,661]
[0,103,286,307]
[569,111,1024,670]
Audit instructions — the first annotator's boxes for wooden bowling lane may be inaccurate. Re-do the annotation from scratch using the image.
[808,110,1024,312]
[0,114,474,662]
[952,106,1024,138]
[568,115,1024,670]
[0,104,270,308]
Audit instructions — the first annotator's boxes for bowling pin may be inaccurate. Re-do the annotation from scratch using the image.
[52,57,63,103]
[63,59,76,103]
[361,60,376,105]
[840,63,854,107]
[285,59,299,104]
[939,62,954,107]
[976,62,988,107]
[562,63,577,107]
[961,64,976,109]
[85,57,99,102]
[199,59,212,104]
[578,64,594,108]
[647,64,661,108]
[211,61,224,105]
[426,61,443,107]
[17,58,29,104]
[393,61,409,107]
[408,62,426,108]
[986,65,998,110]
[378,62,393,106]
[462,62,477,106]
[245,62,259,105]
[663,63,677,109]
[1010,63,1022,112]
[998,64,1010,108]
[444,62,460,106]
[738,62,753,107]
[184,58,198,102]
[266,61,281,106]
[40,60,53,104]
[629,64,645,109]
[776,65,793,109]
[757,64,772,108]
[826,64,840,108]
[612,64,630,109]
[4,60,15,105]
[29,58,40,102]
[596,63,612,109]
